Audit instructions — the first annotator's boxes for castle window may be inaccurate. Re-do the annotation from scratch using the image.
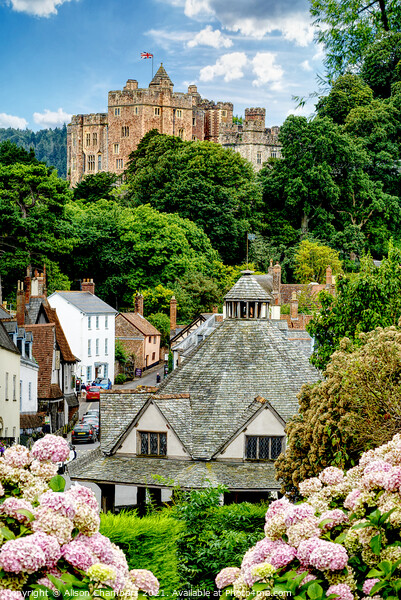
[178,129,184,139]
[113,143,120,154]
[192,117,196,126]
[114,107,121,117]
[176,109,182,118]
[192,136,196,141]
[88,155,95,172]
[271,151,277,158]
[72,157,76,171]
[93,132,98,145]
[97,154,102,171]
[121,126,129,137]
[221,110,227,117]
[138,432,167,456]
[245,436,284,460]
[257,151,262,165]
[154,107,160,116]
[116,159,124,169]
[86,133,91,147]
[134,106,139,115]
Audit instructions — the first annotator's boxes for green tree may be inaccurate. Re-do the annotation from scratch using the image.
[0,140,39,166]
[310,0,401,77]
[316,73,373,124]
[307,243,401,369]
[173,272,221,322]
[125,133,263,264]
[141,285,175,316]
[361,31,401,98]
[276,324,401,498]
[294,239,343,283]
[147,312,171,347]
[73,171,118,203]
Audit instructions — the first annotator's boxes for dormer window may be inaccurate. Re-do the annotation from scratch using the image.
[25,342,31,359]
[138,432,167,456]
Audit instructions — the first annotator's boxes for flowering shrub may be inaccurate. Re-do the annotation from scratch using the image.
[216,433,401,599]
[0,435,159,598]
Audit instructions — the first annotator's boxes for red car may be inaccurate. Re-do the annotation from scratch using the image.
[86,386,101,401]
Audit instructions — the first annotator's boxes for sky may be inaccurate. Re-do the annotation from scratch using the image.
[0,0,326,131]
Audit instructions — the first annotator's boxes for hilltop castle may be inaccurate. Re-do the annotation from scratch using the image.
[67,64,281,186]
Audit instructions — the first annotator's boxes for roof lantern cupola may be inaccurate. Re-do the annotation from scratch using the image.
[223,270,273,320]
[149,63,174,89]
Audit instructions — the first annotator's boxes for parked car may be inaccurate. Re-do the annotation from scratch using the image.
[86,409,99,417]
[71,423,97,443]
[94,377,112,390]
[86,386,101,401]
[81,415,100,435]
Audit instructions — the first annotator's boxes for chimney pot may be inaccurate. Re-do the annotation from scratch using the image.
[81,279,95,294]
[170,295,177,333]
[290,291,298,320]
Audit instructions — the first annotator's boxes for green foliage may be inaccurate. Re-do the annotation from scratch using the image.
[141,285,174,317]
[100,511,184,597]
[294,239,343,283]
[0,126,67,176]
[125,132,263,264]
[114,373,127,384]
[73,171,118,203]
[115,340,129,364]
[173,271,221,322]
[168,350,173,373]
[316,73,374,124]
[361,31,401,98]
[146,313,171,347]
[308,243,401,369]
[170,485,267,592]
[276,323,401,496]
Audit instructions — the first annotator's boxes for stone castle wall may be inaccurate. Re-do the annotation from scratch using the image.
[67,67,280,185]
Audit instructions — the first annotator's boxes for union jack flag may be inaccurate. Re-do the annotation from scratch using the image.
[141,52,153,59]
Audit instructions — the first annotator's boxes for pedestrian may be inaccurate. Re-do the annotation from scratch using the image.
[156,372,161,383]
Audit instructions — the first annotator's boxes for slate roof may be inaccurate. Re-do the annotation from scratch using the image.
[0,320,19,354]
[100,391,151,454]
[0,305,11,320]
[149,63,173,88]
[119,313,161,337]
[225,271,272,301]
[50,292,117,315]
[68,447,280,491]
[26,297,44,324]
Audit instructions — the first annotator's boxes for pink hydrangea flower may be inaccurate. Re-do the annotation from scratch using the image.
[215,567,241,589]
[297,537,322,566]
[319,509,349,530]
[0,497,35,523]
[265,497,291,520]
[30,459,58,481]
[0,592,24,600]
[269,543,297,569]
[285,504,315,526]
[384,467,401,492]
[326,583,354,600]
[30,532,61,567]
[66,483,99,512]
[319,466,344,485]
[364,460,393,474]
[129,569,160,596]
[31,435,70,463]
[61,540,95,571]
[299,477,322,497]
[3,445,31,468]
[362,578,380,595]
[309,540,348,571]
[39,491,76,519]
[0,537,46,573]
[32,507,74,545]
[78,532,115,563]
[343,489,362,511]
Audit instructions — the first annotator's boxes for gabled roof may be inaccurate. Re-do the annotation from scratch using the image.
[0,320,19,355]
[224,271,272,301]
[42,304,77,363]
[24,323,56,399]
[49,291,117,315]
[118,313,161,337]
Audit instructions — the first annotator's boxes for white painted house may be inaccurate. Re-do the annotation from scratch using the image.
[0,321,20,444]
[48,280,117,385]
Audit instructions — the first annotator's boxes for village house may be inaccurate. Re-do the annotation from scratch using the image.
[0,320,20,444]
[115,294,161,372]
[48,279,117,385]
[69,271,320,511]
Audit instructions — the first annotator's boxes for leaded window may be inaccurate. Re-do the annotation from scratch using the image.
[245,436,284,460]
[139,432,167,456]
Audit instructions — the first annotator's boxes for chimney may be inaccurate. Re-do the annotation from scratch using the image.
[134,293,144,315]
[273,262,281,305]
[212,305,218,314]
[268,259,274,276]
[170,296,177,332]
[290,291,298,321]
[81,278,95,294]
[326,265,332,286]
[24,268,31,304]
[16,280,25,327]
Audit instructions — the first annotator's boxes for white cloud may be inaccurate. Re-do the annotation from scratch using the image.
[199,52,248,82]
[301,60,312,71]
[188,26,232,48]
[0,113,28,129]
[251,52,284,88]
[33,108,72,128]
[184,0,214,18]
[7,0,74,17]
[226,14,314,46]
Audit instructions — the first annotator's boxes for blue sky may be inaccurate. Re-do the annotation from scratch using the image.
[0,0,325,131]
